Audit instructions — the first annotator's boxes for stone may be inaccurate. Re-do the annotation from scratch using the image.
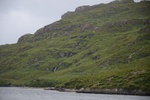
[53,67,58,72]
[34,21,60,36]
[75,5,90,12]
[17,33,33,43]
[80,24,90,32]
[61,11,73,19]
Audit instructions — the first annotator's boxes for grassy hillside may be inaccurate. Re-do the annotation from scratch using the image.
[0,1,150,93]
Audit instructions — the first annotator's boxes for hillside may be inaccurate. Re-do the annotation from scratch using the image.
[0,1,150,95]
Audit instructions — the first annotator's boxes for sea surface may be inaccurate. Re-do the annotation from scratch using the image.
[0,87,149,100]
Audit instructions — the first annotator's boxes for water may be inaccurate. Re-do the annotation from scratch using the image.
[0,87,149,100]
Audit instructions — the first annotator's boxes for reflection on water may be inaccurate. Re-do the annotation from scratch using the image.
[0,87,149,100]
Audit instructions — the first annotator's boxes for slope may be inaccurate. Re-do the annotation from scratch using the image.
[0,1,150,94]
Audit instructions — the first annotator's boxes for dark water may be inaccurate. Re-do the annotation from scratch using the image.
[0,87,149,100]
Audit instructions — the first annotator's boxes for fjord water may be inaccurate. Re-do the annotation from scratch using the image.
[0,87,149,100]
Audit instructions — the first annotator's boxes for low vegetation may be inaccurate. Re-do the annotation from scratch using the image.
[0,0,150,93]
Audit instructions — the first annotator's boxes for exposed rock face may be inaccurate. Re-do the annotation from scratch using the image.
[61,11,73,19]
[58,52,74,58]
[61,5,91,19]
[119,0,134,3]
[34,21,60,36]
[17,34,33,43]
[75,5,90,12]
[80,24,91,32]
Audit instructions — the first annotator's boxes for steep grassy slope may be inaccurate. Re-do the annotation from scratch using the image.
[0,1,150,93]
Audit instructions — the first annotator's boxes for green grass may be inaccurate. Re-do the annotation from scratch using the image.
[0,1,150,92]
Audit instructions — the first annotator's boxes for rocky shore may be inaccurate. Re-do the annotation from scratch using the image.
[44,87,76,92]
[44,87,150,96]
[76,88,150,96]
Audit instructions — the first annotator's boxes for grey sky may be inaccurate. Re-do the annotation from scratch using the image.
[0,0,141,45]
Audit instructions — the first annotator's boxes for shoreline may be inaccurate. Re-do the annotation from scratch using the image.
[44,87,150,96]
[1,86,150,96]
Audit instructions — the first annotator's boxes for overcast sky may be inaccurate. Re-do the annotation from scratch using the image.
[0,0,141,45]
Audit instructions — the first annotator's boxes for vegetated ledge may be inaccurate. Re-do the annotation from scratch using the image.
[44,87,150,96]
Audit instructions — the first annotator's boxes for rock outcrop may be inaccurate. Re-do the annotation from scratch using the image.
[61,5,91,19]
[61,11,73,19]
[115,0,134,3]
[34,21,60,36]
[17,33,33,43]
[75,5,90,12]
